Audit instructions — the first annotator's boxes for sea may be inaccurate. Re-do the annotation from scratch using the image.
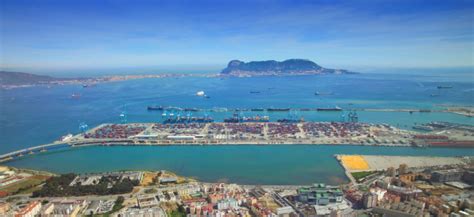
[0,70,473,185]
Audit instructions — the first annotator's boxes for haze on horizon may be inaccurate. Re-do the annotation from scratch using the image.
[0,0,473,74]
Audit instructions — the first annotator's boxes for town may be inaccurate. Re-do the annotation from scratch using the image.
[0,156,473,217]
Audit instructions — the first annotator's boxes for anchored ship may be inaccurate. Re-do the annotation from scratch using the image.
[267,108,291,112]
[316,106,342,111]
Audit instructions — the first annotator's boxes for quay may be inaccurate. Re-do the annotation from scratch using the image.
[1,121,472,163]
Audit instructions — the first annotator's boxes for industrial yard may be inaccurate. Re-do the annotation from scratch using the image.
[77,122,416,146]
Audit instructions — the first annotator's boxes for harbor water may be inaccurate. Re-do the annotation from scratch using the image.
[1,71,473,184]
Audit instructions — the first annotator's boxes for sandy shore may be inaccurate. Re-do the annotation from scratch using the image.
[336,155,469,172]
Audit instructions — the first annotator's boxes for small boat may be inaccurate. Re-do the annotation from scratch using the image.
[71,93,81,99]
[196,91,206,96]
[60,134,74,142]
[315,91,333,96]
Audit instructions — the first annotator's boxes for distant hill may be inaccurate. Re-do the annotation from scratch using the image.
[0,71,61,85]
[221,59,355,76]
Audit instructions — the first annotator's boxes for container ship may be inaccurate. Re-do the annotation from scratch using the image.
[163,116,213,124]
[267,108,291,112]
[316,106,342,111]
[224,113,269,123]
[277,118,303,123]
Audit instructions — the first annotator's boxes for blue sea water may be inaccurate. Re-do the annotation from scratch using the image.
[4,145,474,185]
[0,72,473,184]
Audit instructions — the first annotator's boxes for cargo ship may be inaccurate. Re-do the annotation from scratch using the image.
[249,91,261,94]
[412,125,434,131]
[147,106,164,111]
[224,113,269,123]
[148,106,184,111]
[316,106,342,111]
[184,108,199,112]
[437,86,453,89]
[250,108,265,112]
[277,118,303,123]
[267,108,291,112]
[163,116,213,124]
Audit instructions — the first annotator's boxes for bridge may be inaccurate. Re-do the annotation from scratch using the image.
[0,139,136,163]
[0,142,69,163]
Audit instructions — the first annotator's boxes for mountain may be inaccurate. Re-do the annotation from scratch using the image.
[221,59,354,76]
[0,71,60,85]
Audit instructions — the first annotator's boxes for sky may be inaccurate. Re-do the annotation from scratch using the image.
[0,0,473,74]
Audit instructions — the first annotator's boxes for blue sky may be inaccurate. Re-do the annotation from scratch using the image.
[1,0,473,73]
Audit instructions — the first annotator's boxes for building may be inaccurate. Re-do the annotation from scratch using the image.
[41,203,55,216]
[387,167,396,177]
[363,192,378,209]
[462,170,474,185]
[398,164,408,175]
[431,169,463,183]
[0,202,11,215]
[399,173,417,183]
[276,206,295,217]
[159,177,178,184]
[15,201,41,217]
[297,183,343,205]
[217,198,239,210]
[118,207,166,217]
[42,200,87,217]
[373,200,427,217]
[137,194,159,208]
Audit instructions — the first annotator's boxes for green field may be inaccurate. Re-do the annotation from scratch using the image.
[0,175,50,194]
[351,171,377,182]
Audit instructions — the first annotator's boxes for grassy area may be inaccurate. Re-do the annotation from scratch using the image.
[0,175,50,194]
[351,171,377,182]
[168,206,187,217]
